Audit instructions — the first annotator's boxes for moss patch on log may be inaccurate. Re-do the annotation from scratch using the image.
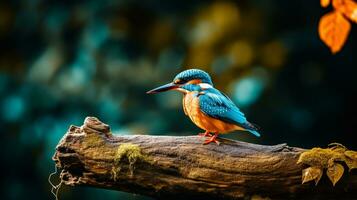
[82,133,106,148]
[112,143,148,181]
[298,143,357,186]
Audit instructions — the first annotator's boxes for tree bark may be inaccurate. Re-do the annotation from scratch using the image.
[52,117,357,199]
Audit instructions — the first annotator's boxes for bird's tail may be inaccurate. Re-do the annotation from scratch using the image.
[244,122,261,137]
[247,129,261,137]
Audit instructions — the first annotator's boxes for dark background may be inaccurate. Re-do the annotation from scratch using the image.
[0,0,356,199]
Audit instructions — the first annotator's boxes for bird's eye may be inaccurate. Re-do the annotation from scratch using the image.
[174,79,183,84]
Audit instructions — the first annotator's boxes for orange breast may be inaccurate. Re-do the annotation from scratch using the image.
[183,92,243,134]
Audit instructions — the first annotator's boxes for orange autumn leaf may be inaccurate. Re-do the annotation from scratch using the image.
[321,0,331,7]
[333,0,357,22]
[319,10,351,53]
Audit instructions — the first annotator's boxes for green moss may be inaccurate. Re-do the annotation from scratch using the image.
[83,134,106,148]
[112,143,149,181]
[114,143,146,163]
[298,148,336,168]
[298,143,357,186]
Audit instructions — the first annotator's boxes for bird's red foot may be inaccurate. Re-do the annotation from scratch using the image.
[203,133,220,145]
[198,131,212,137]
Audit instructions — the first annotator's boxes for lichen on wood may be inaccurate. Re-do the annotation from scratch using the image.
[112,143,149,180]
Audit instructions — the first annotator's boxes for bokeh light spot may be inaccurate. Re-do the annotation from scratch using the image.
[260,41,286,69]
[291,109,313,132]
[227,40,254,68]
[1,95,26,122]
[232,76,264,107]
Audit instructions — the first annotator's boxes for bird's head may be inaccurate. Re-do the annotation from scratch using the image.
[147,69,213,94]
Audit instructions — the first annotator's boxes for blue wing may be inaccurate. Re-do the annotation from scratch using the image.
[198,88,260,137]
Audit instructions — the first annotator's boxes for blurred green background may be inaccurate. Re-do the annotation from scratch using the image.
[0,0,356,199]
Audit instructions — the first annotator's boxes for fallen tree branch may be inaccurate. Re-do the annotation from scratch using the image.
[52,117,357,199]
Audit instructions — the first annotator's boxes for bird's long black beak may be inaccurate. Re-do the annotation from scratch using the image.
[146,82,178,94]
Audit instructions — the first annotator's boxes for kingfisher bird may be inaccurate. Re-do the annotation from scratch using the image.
[147,69,260,145]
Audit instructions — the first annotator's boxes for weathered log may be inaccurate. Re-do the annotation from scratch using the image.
[52,117,357,199]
